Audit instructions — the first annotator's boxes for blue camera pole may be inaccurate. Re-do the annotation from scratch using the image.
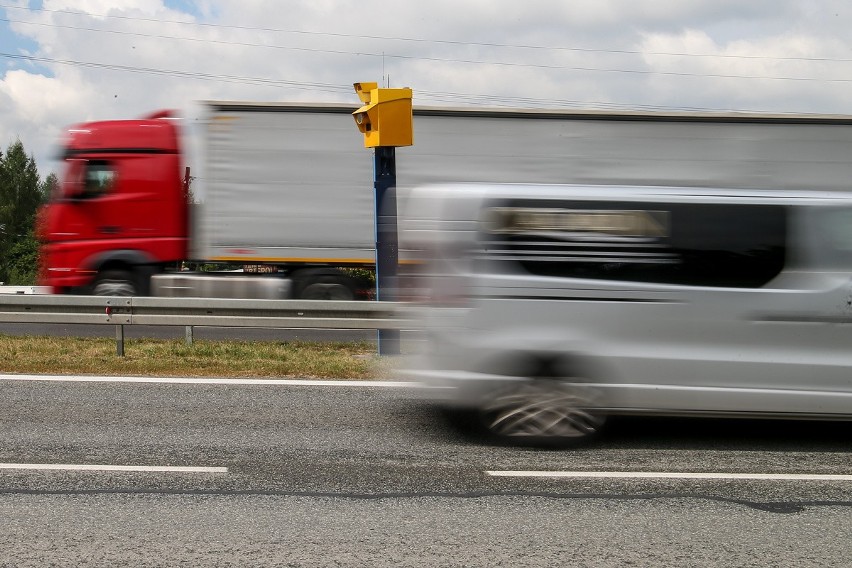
[373,146,400,356]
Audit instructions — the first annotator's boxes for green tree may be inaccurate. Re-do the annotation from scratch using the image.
[0,140,48,285]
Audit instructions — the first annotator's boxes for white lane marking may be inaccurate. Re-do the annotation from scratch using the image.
[0,374,417,387]
[0,463,227,473]
[486,471,852,481]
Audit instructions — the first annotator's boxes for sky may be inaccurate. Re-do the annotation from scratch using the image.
[2,0,852,177]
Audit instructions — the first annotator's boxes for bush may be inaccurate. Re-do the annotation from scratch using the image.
[0,141,49,285]
[5,229,39,285]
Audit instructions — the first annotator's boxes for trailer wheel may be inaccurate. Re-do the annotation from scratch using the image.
[292,269,358,301]
[298,278,356,300]
[92,270,137,296]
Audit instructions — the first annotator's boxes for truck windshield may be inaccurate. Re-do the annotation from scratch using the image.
[58,159,116,200]
[81,161,116,197]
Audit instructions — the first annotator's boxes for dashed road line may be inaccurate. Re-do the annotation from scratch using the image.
[486,471,852,481]
[0,463,227,473]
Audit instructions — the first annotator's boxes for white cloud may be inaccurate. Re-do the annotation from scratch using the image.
[2,0,852,176]
[0,69,88,122]
[44,0,165,17]
[638,27,852,112]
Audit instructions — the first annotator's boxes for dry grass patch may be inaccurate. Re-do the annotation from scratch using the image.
[0,335,392,379]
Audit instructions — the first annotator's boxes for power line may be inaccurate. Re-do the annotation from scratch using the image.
[2,2,850,64]
[0,52,354,93]
[383,52,849,82]
[2,35,849,85]
[4,6,852,84]
[0,52,832,115]
[0,17,379,60]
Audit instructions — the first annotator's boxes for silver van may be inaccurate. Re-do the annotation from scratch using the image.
[401,184,852,445]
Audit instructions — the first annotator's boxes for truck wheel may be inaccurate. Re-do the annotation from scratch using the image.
[92,270,137,296]
[298,277,356,300]
[293,271,356,301]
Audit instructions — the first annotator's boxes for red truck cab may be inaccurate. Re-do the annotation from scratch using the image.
[38,111,189,295]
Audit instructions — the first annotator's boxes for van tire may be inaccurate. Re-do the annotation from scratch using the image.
[477,378,606,447]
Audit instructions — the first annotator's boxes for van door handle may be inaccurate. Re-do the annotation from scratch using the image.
[98,225,121,234]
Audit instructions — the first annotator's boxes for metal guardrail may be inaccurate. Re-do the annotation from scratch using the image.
[0,295,408,355]
[0,285,50,295]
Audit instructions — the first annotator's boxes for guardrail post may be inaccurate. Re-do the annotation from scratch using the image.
[115,324,125,357]
[185,325,194,345]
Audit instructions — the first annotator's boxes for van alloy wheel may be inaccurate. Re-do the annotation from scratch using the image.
[479,380,605,444]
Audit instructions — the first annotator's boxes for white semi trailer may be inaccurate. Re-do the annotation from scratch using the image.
[39,101,852,299]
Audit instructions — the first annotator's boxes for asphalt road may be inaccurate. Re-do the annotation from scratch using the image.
[2,375,851,566]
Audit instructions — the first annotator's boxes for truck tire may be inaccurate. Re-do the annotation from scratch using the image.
[293,270,356,301]
[92,270,137,296]
[298,278,356,300]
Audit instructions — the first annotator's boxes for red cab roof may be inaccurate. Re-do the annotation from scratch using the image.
[63,110,180,155]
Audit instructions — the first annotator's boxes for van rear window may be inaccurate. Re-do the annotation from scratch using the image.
[478,200,787,288]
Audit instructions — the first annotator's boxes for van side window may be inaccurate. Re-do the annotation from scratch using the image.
[81,160,116,198]
[478,200,787,288]
[813,206,852,267]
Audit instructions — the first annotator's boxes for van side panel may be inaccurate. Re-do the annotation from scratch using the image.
[404,184,852,420]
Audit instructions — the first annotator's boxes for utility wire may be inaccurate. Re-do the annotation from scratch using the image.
[1,3,850,64]
[0,52,354,93]
[4,8,850,83]
[1,38,848,84]
[0,52,828,115]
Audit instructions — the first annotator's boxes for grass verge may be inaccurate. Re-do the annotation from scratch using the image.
[0,335,392,379]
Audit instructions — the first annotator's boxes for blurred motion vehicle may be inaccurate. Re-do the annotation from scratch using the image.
[38,103,377,299]
[401,183,852,446]
[38,104,852,299]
